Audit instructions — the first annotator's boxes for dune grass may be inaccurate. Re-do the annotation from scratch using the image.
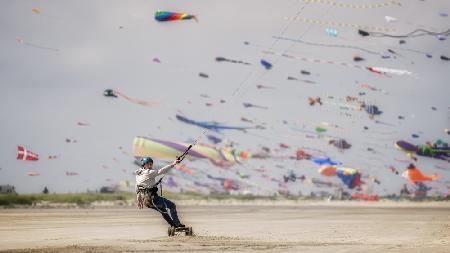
[0,191,280,207]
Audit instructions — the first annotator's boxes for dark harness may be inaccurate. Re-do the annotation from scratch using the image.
[138,185,159,196]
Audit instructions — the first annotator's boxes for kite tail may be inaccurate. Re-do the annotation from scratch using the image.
[114,90,158,107]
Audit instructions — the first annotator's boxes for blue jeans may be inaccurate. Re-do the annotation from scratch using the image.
[148,194,181,227]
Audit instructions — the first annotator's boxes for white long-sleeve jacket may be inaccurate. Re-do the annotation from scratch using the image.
[135,163,175,192]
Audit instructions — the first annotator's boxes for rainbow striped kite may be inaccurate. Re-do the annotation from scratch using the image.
[132,136,251,168]
[154,10,196,22]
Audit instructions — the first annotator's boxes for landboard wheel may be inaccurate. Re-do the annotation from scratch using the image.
[168,227,175,236]
[187,227,193,236]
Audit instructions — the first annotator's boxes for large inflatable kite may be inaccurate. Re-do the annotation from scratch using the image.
[336,167,362,189]
[402,164,439,184]
[132,136,252,167]
[395,140,450,161]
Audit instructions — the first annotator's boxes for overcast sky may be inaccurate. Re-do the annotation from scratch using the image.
[0,0,449,195]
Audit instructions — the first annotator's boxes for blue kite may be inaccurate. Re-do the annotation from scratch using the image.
[176,114,253,132]
[311,156,342,166]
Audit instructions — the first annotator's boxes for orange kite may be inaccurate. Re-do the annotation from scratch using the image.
[402,164,439,184]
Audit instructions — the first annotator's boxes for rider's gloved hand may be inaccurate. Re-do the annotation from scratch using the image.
[172,159,181,166]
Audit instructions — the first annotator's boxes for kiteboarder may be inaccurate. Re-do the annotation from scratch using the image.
[135,157,185,228]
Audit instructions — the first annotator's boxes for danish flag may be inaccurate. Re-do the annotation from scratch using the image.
[17,146,39,161]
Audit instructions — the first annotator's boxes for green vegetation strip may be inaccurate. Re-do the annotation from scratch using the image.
[0,192,135,206]
[0,192,281,206]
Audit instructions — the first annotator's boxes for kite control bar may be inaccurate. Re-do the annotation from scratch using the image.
[177,144,192,162]
[158,145,193,197]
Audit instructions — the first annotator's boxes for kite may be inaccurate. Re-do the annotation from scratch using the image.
[256,84,275,89]
[27,171,40,176]
[176,114,254,132]
[114,90,158,107]
[346,96,358,102]
[367,175,381,185]
[402,164,439,184]
[300,70,311,75]
[243,102,268,109]
[133,136,253,167]
[165,177,178,188]
[315,127,327,134]
[199,72,209,78]
[296,149,311,160]
[351,193,378,201]
[154,10,197,22]
[207,175,240,191]
[279,143,290,149]
[287,76,316,84]
[103,89,117,98]
[237,170,250,179]
[336,167,362,189]
[16,37,58,52]
[215,57,251,65]
[362,104,382,117]
[65,138,77,143]
[260,59,273,70]
[175,164,194,174]
[308,97,322,106]
[353,56,365,62]
[206,135,222,144]
[413,182,432,198]
[77,122,90,126]
[325,27,338,37]
[31,7,59,19]
[319,166,336,177]
[388,166,400,175]
[366,66,413,76]
[360,83,382,92]
[330,139,352,151]
[196,181,227,193]
[384,16,398,23]
[66,171,78,176]
[17,146,39,161]
[283,170,300,183]
[395,140,450,161]
[241,117,253,123]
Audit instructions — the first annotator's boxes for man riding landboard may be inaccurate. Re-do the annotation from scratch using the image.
[135,157,185,228]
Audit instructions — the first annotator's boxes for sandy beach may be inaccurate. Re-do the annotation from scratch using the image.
[1,202,449,253]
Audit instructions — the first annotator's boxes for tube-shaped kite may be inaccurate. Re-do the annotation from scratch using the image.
[132,136,251,167]
[155,10,196,22]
